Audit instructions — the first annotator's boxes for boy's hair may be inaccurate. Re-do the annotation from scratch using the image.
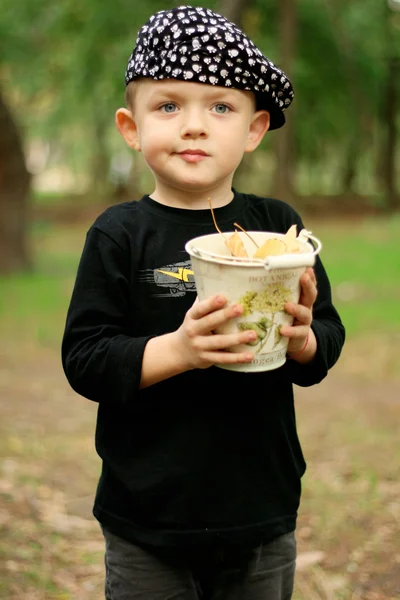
[123,5,294,130]
[125,82,135,111]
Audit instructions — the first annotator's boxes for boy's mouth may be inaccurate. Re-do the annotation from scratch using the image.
[177,149,209,163]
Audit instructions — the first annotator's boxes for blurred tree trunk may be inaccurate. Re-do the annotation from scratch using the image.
[380,3,399,211]
[382,56,399,210]
[322,0,374,196]
[91,109,111,200]
[113,155,145,202]
[218,0,248,23]
[342,135,358,193]
[0,91,31,274]
[272,0,297,203]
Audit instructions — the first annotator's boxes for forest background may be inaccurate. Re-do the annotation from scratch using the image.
[0,0,399,599]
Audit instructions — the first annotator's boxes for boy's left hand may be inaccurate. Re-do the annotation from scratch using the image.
[280,267,317,361]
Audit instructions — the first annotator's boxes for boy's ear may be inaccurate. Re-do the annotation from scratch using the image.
[115,108,141,152]
[245,110,270,153]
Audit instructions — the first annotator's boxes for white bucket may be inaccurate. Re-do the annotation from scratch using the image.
[185,231,322,372]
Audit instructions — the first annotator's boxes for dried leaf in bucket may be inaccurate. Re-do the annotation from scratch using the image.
[283,224,301,253]
[285,224,297,240]
[226,231,248,257]
[253,225,308,258]
[208,197,311,259]
[253,238,287,259]
[208,198,248,258]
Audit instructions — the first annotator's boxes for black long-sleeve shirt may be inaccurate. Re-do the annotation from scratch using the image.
[62,190,345,551]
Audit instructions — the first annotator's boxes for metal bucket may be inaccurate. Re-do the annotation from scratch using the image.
[185,231,322,372]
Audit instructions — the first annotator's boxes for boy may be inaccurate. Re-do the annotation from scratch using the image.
[62,6,345,599]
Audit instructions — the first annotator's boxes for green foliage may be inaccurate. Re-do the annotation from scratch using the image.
[308,214,400,336]
[0,0,399,194]
[1,215,399,343]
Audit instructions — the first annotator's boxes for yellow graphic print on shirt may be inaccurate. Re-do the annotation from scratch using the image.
[138,260,196,298]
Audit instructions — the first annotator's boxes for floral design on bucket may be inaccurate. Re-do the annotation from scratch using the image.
[237,283,293,353]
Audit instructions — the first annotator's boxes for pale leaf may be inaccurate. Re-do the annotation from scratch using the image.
[226,232,248,257]
[253,238,287,259]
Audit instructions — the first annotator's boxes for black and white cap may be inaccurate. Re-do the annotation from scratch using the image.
[125,5,294,130]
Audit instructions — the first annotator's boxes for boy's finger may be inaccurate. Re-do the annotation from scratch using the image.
[188,299,245,335]
[189,295,227,320]
[305,267,317,286]
[285,302,312,326]
[202,350,255,366]
[299,274,317,308]
[204,330,258,351]
[301,271,317,290]
[280,324,309,339]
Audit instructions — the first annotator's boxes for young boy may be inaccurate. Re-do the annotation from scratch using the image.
[62,6,345,599]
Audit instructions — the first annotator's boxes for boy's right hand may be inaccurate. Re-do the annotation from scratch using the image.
[140,295,256,388]
[173,294,257,370]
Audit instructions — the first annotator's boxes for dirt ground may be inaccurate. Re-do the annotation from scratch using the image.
[0,337,399,599]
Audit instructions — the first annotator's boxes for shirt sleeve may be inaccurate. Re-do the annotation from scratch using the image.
[282,208,346,387]
[61,226,153,405]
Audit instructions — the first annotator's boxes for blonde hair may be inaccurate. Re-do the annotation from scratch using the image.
[125,81,136,110]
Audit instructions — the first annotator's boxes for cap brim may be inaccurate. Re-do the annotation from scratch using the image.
[268,108,286,131]
[255,94,286,131]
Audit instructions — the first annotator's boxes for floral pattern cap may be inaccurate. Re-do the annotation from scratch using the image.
[125,5,294,130]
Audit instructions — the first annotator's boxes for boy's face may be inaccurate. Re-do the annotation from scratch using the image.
[116,78,270,206]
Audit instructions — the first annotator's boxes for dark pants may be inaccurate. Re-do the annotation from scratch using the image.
[102,527,296,600]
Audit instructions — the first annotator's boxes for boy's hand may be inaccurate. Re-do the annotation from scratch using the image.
[142,269,318,388]
[174,295,257,370]
[281,267,318,362]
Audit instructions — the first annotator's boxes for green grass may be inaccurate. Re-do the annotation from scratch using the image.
[0,214,399,598]
[33,191,69,206]
[307,214,400,337]
[0,224,83,347]
[1,214,399,343]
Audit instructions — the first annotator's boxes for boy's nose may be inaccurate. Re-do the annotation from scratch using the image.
[180,110,208,139]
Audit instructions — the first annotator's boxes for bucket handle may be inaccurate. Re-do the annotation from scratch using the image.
[263,234,322,271]
[187,233,323,269]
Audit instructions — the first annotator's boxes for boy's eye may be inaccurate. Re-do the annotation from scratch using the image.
[160,103,178,113]
[213,104,230,114]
